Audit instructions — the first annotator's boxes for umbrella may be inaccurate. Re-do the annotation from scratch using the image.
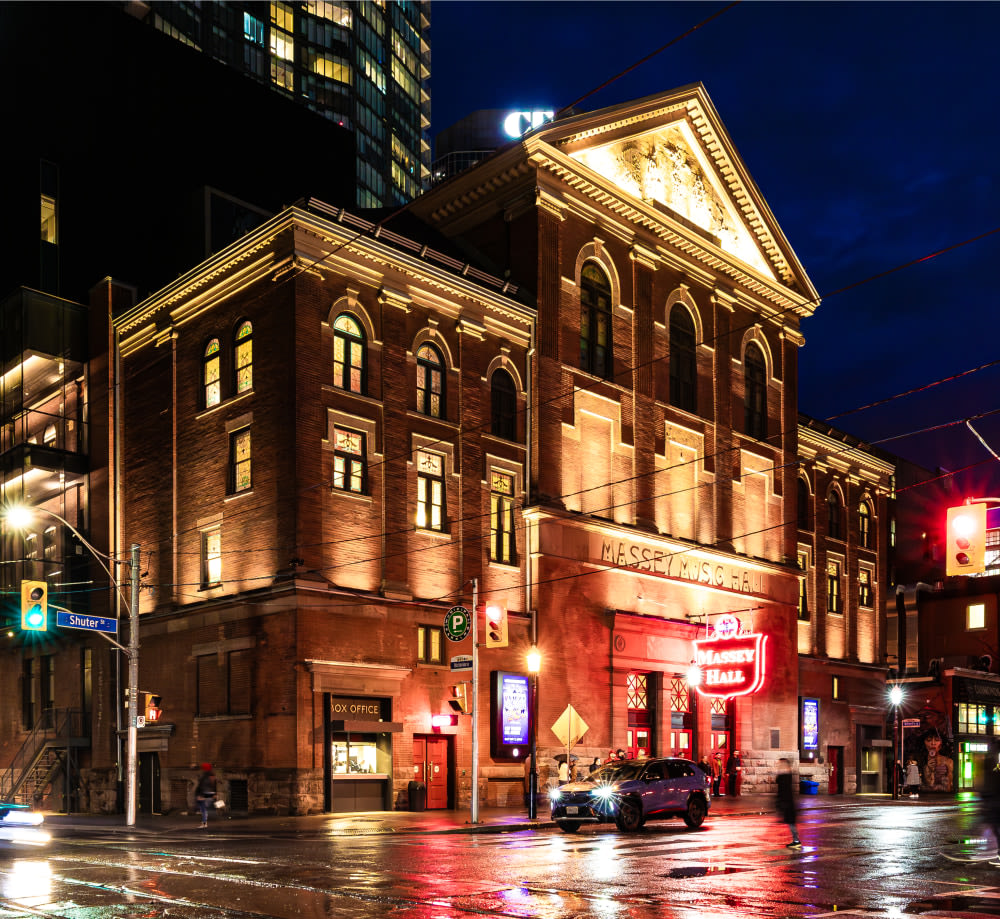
[554,753,579,764]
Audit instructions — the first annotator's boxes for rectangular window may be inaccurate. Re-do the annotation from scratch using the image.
[797,551,809,621]
[201,527,222,587]
[196,649,252,716]
[416,449,444,531]
[333,427,366,493]
[229,428,252,493]
[41,654,55,711]
[827,561,841,614]
[859,568,873,608]
[832,675,841,700]
[417,625,443,664]
[43,526,57,561]
[40,194,57,243]
[489,471,515,564]
[968,603,986,630]
[957,703,989,735]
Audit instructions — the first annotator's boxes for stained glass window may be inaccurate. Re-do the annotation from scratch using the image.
[333,426,365,493]
[204,338,221,408]
[235,321,253,394]
[333,314,364,393]
[416,449,444,530]
[230,428,251,493]
[416,344,443,417]
[490,471,515,563]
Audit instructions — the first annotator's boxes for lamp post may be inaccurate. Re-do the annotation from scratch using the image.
[889,684,903,799]
[3,504,141,826]
[527,645,540,819]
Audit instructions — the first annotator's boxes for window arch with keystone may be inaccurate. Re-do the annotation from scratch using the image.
[333,313,366,394]
[490,368,517,439]
[669,303,698,414]
[580,262,613,379]
[204,338,221,408]
[858,499,873,549]
[743,342,767,440]
[416,343,445,417]
[234,320,253,394]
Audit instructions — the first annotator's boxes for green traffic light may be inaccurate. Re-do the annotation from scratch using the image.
[26,604,45,628]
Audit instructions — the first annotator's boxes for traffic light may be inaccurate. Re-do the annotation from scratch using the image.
[448,683,470,714]
[20,580,48,632]
[946,503,987,576]
[484,603,508,648]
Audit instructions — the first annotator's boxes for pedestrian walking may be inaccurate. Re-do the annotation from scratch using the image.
[904,759,920,798]
[712,752,723,796]
[726,750,742,797]
[195,763,216,828]
[775,758,801,848]
[558,758,569,785]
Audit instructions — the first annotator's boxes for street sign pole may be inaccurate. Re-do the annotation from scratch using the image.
[471,578,479,825]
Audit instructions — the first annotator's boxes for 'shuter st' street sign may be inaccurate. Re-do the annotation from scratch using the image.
[444,606,471,641]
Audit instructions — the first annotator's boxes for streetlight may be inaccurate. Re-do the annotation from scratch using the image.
[3,503,141,827]
[527,645,540,819]
[889,684,903,799]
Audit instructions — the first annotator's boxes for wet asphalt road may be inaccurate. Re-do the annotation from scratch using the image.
[3,800,1000,918]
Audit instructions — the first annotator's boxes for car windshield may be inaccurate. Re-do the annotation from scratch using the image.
[592,761,647,782]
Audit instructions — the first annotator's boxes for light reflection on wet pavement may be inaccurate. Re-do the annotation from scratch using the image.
[3,803,1000,918]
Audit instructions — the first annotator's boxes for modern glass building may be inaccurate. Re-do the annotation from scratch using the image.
[125,1,431,207]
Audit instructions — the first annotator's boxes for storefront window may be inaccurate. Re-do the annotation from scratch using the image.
[332,735,379,774]
[957,703,991,735]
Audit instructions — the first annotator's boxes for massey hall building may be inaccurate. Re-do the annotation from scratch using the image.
[2,84,903,814]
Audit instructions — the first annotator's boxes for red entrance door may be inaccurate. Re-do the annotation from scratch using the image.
[414,736,449,809]
[828,745,843,794]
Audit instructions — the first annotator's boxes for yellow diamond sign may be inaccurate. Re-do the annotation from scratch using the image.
[551,704,589,748]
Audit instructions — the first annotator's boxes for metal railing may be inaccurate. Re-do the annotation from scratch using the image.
[0,708,86,803]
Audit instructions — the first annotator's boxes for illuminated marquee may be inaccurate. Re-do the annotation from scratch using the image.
[691,614,767,699]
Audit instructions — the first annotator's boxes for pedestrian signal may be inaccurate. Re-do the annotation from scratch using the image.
[20,580,48,632]
[449,683,470,714]
[484,603,508,648]
[946,503,987,576]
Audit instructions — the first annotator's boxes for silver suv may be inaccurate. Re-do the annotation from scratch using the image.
[550,757,711,833]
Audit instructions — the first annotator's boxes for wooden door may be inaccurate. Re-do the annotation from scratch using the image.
[426,736,448,808]
[828,745,842,794]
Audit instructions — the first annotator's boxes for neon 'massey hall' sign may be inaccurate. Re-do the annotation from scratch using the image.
[692,614,767,699]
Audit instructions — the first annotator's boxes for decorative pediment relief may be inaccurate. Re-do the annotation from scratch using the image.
[570,122,773,279]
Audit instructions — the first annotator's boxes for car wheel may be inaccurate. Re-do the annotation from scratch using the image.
[683,795,707,828]
[615,799,643,832]
[556,820,580,833]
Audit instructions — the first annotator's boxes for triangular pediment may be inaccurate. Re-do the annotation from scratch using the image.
[527,84,816,300]
[569,121,774,278]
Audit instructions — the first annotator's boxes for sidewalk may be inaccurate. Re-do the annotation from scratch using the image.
[41,792,933,839]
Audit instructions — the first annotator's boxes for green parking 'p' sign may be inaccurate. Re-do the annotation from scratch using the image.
[444,606,471,642]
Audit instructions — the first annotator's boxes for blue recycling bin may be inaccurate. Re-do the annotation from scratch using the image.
[799,779,819,795]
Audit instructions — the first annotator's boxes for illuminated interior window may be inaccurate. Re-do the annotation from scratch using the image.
[201,527,222,587]
[40,194,57,243]
[797,551,809,620]
[332,427,365,494]
[859,568,873,608]
[333,313,365,393]
[416,450,444,531]
[417,625,443,664]
[229,428,252,493]
[416,344,444,417]
[859,501,872,548]
[626,672,648,710]
[489,471,515,564]
[204,338,221,408]
[331,736,378,774]
[827,561,842,614]
[235,321,253,394]
[968,603,986,630]
[832,675,841,700]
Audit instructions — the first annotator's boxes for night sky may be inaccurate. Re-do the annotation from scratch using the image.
[429,2,1000,486]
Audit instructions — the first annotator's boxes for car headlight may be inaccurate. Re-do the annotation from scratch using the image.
[549,787,562,801]
[593,785,616,800]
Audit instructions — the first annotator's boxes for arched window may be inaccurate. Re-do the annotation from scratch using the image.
[827,491,842,540]
[744,343,766,439]
[859,501,872,548]
[416,343,444,417]
[490,368,517,439]
[234,320,253,394]
[204,338,221,408]
[333,313,365,394]
[580,262,612,379]
[797,478,812,531]
[669,304,697,414]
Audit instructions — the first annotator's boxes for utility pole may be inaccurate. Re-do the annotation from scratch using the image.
[126,543,140,826]
[471,578,479,824]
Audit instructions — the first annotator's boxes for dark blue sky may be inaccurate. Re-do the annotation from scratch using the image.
[429,2,1000,482]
